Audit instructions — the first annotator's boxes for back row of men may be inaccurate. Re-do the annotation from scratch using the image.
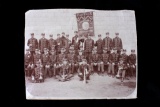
[27,31,123,57]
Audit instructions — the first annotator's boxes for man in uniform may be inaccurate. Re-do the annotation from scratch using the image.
[90,47,103,75]
[56,58,73,82]
[128,49,136,77]
[64,34,71,54]
[56,47,68,75]
[77,49,85,73]
[33,49,41,65]
[112,33,123,54]
[55,33,62,55]
[48,34,57,51]
[27,33,38,57]
[72,31,79,54]
[41,48,51,78]
[95,34,103,55]
[108,48,120,77]
[120,49,129,79]
[103,32,112,54]
[39,33,49,54]
[25,49,32,77]
[49,49,57,76]
[101,48,110,75]
[84,34,94,63]
[78,58,91,83]
[67,46,77,74]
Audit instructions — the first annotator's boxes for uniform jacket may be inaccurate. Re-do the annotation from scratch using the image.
[57,53,67,64]
[112,37,123,50]
[103,37,112,50]
[55,38,62,53]
[41,53,50,64]
[27,38,38,51]
[67,53,77,63]
[91,54,102,63]
[102,53,110,64]
[72,35,79,50]
[95,39,103,54]
[48,38,57,50]
[109,52,120,63]
[49,54,57,65]
[25,53,32,65]
[33,54,41,64]
[128,54,136,65]
[84,38,94,52]
[39,38,49,52]
[121,53,128,64]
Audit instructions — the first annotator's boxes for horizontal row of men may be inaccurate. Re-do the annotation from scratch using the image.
[27,31,123,56]
[25,44,136,83]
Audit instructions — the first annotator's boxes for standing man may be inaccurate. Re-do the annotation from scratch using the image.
[48,34,57,51]
[95,34,103,54]
[72,31,79,55]
[27,33,38,57]
[55,33,62,55]
[112,33,123,54]
[108,48,120,77]
[64,34,71,54]
[128,49,136,77]
[84,34,94,63]
[39,33,49,54]
[103,32,112,54]
[61,32,66,46]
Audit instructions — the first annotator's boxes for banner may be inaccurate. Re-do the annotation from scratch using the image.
[76,11,95,36]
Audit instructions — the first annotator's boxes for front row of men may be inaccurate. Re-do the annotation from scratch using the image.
[25,45,136,84]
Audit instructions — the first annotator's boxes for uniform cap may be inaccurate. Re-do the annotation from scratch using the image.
[115,33,119,35]
[50,34,53,37]
[123,49,126,52]
[106,32,109,35]
[62,32,65,34]
[31,33,34,35]
[74,31,78,33]
[57,34,60,36]
[98,34,101,37]
[66,34,69,37]
[41,33,45,35]
[131,50,135,52]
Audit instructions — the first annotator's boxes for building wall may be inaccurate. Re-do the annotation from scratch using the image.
[25,9,137,55]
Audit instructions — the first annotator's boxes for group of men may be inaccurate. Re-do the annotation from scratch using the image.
[25,31,136,84]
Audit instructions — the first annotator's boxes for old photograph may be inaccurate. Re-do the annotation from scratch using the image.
[25,9,137,99]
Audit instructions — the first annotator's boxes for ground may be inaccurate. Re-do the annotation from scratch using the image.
[25,73,136,99]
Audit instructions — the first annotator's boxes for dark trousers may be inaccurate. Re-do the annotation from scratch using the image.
[85,52,92,63]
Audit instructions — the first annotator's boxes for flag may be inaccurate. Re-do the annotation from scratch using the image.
[76,11,95,36]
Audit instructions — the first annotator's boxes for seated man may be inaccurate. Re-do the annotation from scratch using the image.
[25,49,32,77]
[56,58,73,82]
[90,47,102,75]
[77,50,85,72]
[78,58,91,83]
[34,61,44,83]
[116,57,128,85]
[49,49,57,77]
[67,46,77,74]
[128,49,136,77]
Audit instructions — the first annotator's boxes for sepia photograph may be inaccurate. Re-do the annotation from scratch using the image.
[25,9,137,99]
